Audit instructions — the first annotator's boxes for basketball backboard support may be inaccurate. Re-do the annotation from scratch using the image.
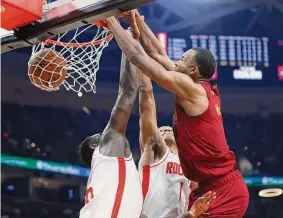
[1,0,154,53]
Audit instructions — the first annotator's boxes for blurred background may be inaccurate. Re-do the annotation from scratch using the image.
[1,0,283,217]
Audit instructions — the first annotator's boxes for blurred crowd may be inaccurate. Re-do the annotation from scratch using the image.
[1,103,283,217]
[2,103,283,175]
[1,196,79,218]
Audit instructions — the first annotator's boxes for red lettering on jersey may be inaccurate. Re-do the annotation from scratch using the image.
[85,186,94,204]
[173,163,178,174]
[166,162,184,176]
[178,164,184,176]
[166,162,173,174]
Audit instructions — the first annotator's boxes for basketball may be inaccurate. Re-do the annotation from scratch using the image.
[28,49,67,91]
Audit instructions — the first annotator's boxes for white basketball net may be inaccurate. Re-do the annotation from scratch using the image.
[29,24,112,93]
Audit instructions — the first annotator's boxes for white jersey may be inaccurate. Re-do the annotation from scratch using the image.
[139,149,190,218]
[80,147,143,218]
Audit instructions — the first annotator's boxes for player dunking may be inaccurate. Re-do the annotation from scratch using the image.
[138,70,215,218]
[78,51,142,218]
[105,11,249,218]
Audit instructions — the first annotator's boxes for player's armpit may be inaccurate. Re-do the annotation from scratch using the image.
[99,127,129,157]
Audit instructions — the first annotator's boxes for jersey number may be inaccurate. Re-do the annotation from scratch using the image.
[179,182,184,201]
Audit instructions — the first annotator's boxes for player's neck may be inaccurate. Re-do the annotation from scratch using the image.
[197,75,209,83]
[198,78,209,83]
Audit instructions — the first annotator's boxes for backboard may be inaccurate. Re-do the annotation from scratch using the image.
[1,0,154,53]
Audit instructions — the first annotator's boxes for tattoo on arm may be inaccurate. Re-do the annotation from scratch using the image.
[105,52,138,134]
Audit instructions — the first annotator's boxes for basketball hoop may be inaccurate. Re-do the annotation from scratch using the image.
[30,22,113,93]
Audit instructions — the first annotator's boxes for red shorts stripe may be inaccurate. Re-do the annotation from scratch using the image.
[142,165,150,201]
[111,157,126,218]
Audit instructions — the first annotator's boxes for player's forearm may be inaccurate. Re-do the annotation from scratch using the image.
[139,73,158,143]
[136,12,175,71]
[108,53,138,133]
[119,53,138,93]
[107,18,159,82]
[107,17,147,63]
[135,12,166,56]
[106,17,178,95]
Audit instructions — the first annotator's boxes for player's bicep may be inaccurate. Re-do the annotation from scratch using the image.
[154,69,200,100]
[134,54,199,100]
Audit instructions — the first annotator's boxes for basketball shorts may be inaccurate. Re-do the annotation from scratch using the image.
[190,170,249,218]
[79,149,143,218]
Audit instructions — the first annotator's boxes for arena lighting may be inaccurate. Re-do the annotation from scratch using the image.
[258,188,283,198]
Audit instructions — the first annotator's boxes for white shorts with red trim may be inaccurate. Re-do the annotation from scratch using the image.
[80,148,143,218]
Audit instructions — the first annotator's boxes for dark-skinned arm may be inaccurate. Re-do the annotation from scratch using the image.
[139,70,167,155]
[104,52,138,134]
[106,17,201,101]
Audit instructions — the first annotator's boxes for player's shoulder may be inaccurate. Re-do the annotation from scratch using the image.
[101,127,127,144]
[138,149,170,169]
[167,152,181,162]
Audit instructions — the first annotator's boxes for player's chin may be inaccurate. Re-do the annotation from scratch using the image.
[164,135,176,144]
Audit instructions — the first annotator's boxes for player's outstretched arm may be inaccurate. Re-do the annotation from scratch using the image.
[106,17,201,101]
[130,10,175,71]
[138,70,167,156]
[105,51,138,134]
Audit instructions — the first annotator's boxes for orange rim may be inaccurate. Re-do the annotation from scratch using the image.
[43,33,113,48]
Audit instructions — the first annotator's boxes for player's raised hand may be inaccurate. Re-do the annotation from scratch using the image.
[188,191,216,218]
[121,10,140,39]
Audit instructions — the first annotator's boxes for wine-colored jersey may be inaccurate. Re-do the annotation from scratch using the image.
[173,81,237,185]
